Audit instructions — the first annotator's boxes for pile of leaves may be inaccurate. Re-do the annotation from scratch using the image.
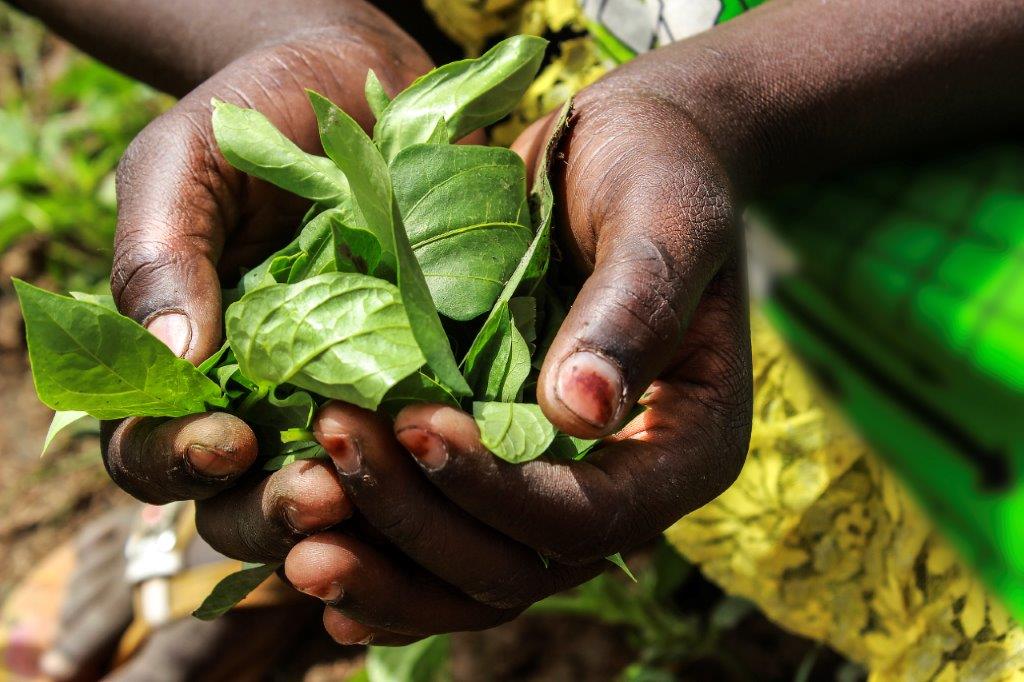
[16,35,629,614]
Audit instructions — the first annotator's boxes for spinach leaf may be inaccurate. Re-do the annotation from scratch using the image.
[69,291,115,309]
[41,410,90,457]
[308,91,470,396]
[463,302,531,402]
[374,35,547,162]
[473,401,556,463]
[232,206,353,297]
[332,218,388,279]
[381,371,460,414]
[364,69,391,121]
[225,273,424,410]
[391,144,531,321]
[548,433,599,460]
[197,341,230,374]
[366,636,450,682]
[211,100,354,207]
[15,279,226,420]
[606,553,637,582]
[192,562,281,621]
[244,388,317,430]
[263,443,327,471]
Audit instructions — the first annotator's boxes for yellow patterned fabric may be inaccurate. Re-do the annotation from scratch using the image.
[424,1,1024,678]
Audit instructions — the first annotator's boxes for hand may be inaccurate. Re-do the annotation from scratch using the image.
[101,12,434,560]
[281,76,754,645]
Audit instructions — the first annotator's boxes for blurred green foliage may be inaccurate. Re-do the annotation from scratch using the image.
[0,7,169,288]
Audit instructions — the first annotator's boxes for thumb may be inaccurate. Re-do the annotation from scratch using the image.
[111,102,230,363]
[537,111,738,438]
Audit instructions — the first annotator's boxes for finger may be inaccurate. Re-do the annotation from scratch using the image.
[286,532,515,637]
[322,610,419,647]
[537,97,738,438]
[195,460,352,563]
[395,263,752,565]
[314,403,599,609]
[101,412,257,504]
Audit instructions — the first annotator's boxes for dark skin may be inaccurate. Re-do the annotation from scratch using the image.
[12,0,1024,648]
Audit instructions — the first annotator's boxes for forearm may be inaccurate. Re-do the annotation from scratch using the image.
[612,0,1024,196]
[6,0,410,96]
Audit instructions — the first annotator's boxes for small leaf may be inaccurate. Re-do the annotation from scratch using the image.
[381,371,459,414]
[364,69,391,121]
[69,291,115,310]
[473,402,556,463]
[366,635,450,682]
[192,562,281,621]
[308,91,469,396]
[463,303,530,402]
[374,35,547,161]
[244,389,317,430]
[332,218,387,279]
[197,341,230,374]
[226,273,425,410]
[263,443,328,471]
[606,553,637,582]
[548,433,599,460]
[15,280,226,419]
[41,410,89,457]
[211,100,353,207]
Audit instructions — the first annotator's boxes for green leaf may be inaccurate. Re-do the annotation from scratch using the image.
[192,562,281,621]
[233,206,359,297]
[41,410,89,456]
[374,35,547,162]
[308,91,470,396]
[197,341,230,374]
[211,99,353,206]
[391,144,531,321]
[15,280,227,419]
[463,303,531,402]
[460,102,573,368]
[473,402,556,463]
[69,291,115,310]
[606,553,637,582]
[381,371,459,414]
[366,636,450,682]
[332,218,387,279]
[244,388,316,430]
[263,443,327,471]
[225,273,425,410]
[364,69,391,121]
[548,433,599,460]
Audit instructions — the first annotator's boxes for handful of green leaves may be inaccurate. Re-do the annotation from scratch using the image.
[16,36,618,616]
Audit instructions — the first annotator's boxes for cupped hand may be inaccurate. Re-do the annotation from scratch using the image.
[101,13,434,559]
[285,78,754,645]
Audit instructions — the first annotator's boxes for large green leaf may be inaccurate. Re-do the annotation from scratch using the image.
[225,273,425,410]
[15,279,226,420]
[391,144,531,320]
[308,91,470,396]
[211,100,353,206]
[473,401,557,463]
[374,35,547,162]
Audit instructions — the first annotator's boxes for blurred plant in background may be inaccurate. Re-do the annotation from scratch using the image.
[0,6,169,291]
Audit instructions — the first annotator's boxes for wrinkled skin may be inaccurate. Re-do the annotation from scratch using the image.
[12,0,1024,651]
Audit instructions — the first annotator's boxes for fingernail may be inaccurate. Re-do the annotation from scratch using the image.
[317,425,363,476]
[282,504,334,534]
[396,427,448,471]
[554,351,624,429]
[300,581,343,604]
[146,312,192,357]
[185,444,244,478]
